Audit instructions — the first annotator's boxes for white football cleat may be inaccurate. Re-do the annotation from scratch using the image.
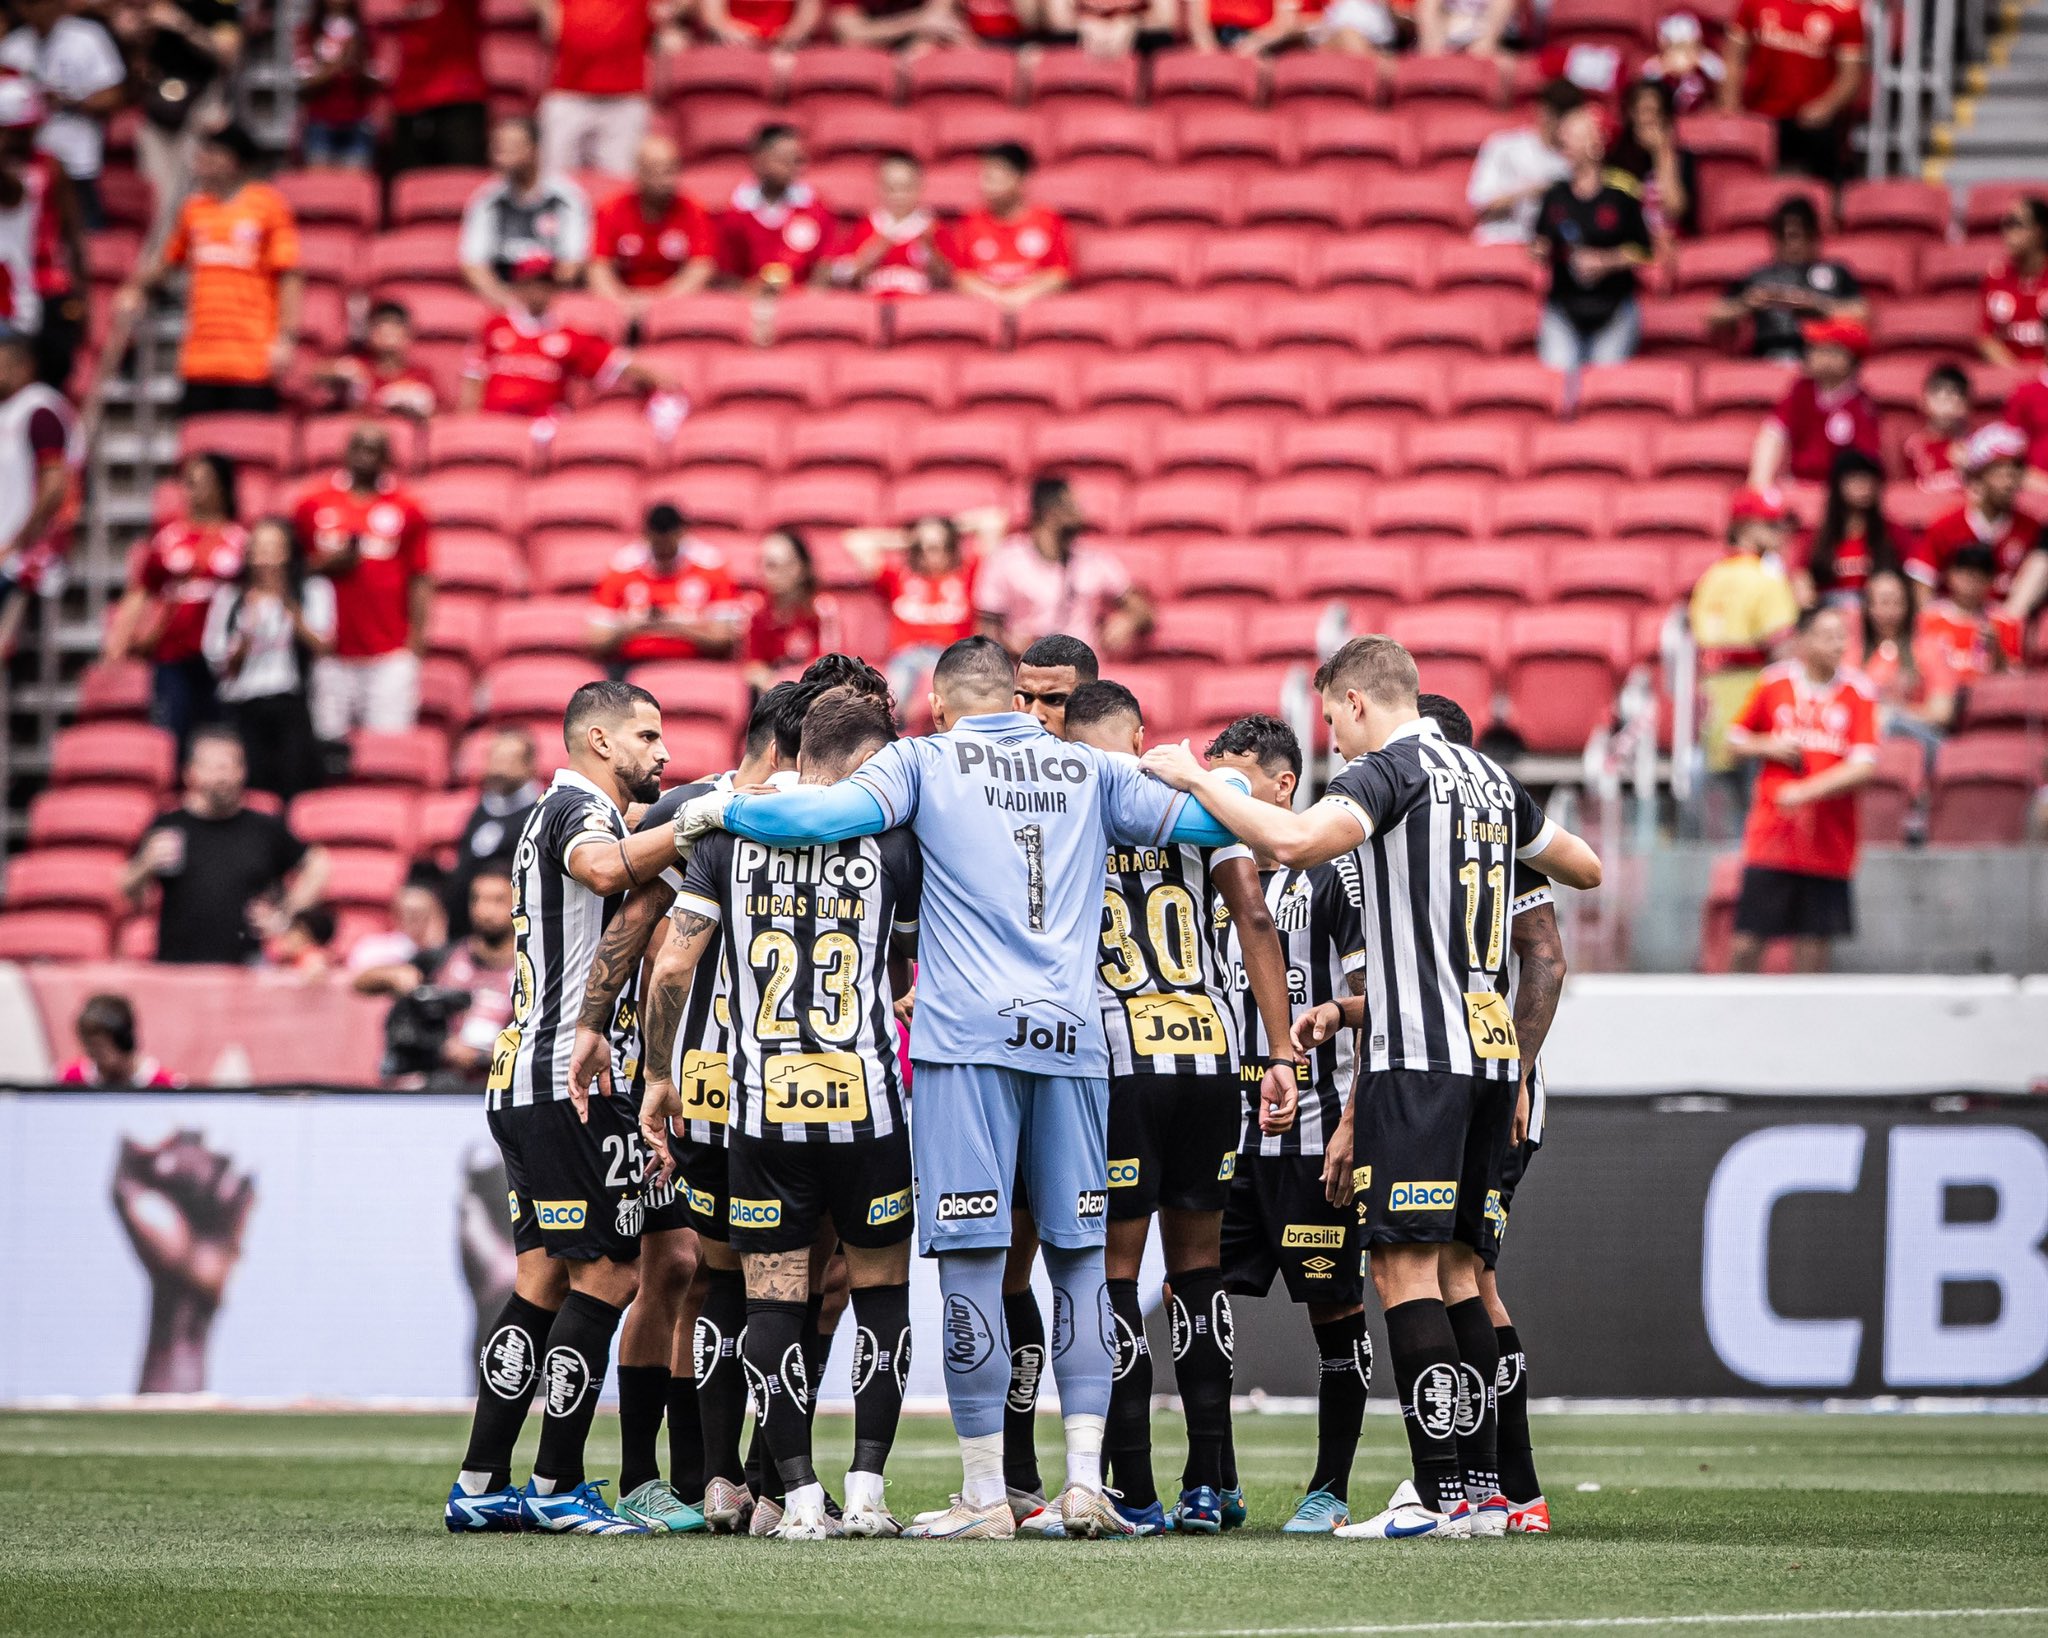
[1333,1479,1469,1541]
[840,1502,902,1538]
[1467,1492,1510,1538]
[903,1495,1016,1540]
[1055,1485,1139,1539]
[771,1495,842,1541]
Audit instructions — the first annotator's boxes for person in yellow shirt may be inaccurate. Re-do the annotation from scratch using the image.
[1690,486,1801,779]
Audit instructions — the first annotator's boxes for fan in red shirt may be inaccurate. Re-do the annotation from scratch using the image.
[387,0,489,171]
[311,300,439,419]
[1725,603,1878,970]
[717,124,835,292]
[461,254,658,416]
[585,502,741,663]
[825,153,941,298]
[1920,544,2024,682]
[1920,423,2045,601]
[845,512,979,706]
[536,0,676,178]
[698,0,821,43]
[1981,197,2048,369]
[588,133,716,318]
[944,142,1073,313]
[1721,0,1865,180]
[56,993,185,1089]
[1901,362,1972,495]
[741,527,841,692]
[1749,315,1880,488]
[828,0,965,47]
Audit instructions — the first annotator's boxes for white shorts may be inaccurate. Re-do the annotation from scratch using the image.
[311,650,420,739]
[538,92,650,181]
[1313,0,1397,43]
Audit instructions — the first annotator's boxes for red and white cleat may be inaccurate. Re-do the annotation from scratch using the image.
[1507,1497,1551,1535]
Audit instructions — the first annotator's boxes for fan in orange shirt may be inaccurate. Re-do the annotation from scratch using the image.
[117,125,303,414]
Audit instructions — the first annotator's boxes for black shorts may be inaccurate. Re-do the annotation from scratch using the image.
[490,1095,646,1263]
[724,1127,913,1255]
[1484,1136,1542,1270]
[640,1128,695,1237]
[672,1131,731,1243]
[1221,1150,1366,1307]
[391,100,488,171]
[1734,865,1854,941]
[1352,1069,1514,1258]
[1105,1072,1241,1220]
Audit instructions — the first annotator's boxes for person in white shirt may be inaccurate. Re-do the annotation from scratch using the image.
[458,115,590,311]
[0,0,126,224]
[1467,78,1582,246]
[201,516,335,799]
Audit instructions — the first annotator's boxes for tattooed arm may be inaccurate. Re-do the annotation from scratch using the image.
[1509,900,1567,1146]
[638,905,718,1182]
[566,878,678,1119]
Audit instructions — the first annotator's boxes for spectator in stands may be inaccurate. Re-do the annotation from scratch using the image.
[1902,362,1972,494]
[1792,448,1919,610]
[1709,198,1865,363]
[588,132,716,321]
[977,474,1151,656]
[1721,0,1865,182]
[845,512,983,707]
[1748,316,1880,488]
[697,0,823,45]
[292,422,433,742]
[1,0,127,227]
[1690,486,1800,790]
[716,123,832,293]
[349,878,451,994]
[120,0,241,239]
[1053,0,1175,54]
[1532,105,1651,376]
[1981,197,2048,369]
[380,867,517,1085]
[0,85,89,392]
[946,142,1072,314]
[1920,423,2043,604]
[742,527,840,692]
[123,726,330,966]
[1187,0,1308,55]
[1468,78,1580,248]
[1725,604,1878,972]
[1609,79,1698,246]
[829,0,966,47]
[106,451,245,751]
[2005,356,2048,490]
[202,515,335,800]
[311,300,439,419]
[0,326,81,663]
[1922,543,2023,682]
[118,124,302,416]
[824,152,941,297]
[458,115,590,311]
[1417,0,1516,58]
[462,254,659,414]
[444,728,540,935]
[586,500,739,664]
[1639,11,1724,113]
[270,903,338,977]
[386,0,487,172]
[535,0,671,178]
[294,0,377,170]
[1859,567,1957,758]
[55,993,185,1088]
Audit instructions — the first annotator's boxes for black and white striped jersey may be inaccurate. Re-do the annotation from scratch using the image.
[641,773,735,1145]
[486,769,629,1112]
[1320,716,1555,1083]
[1095,840,1251,1078]
[676,826,921,1143]
[1508,861,1553,1143]
[1220,860,1367,1159]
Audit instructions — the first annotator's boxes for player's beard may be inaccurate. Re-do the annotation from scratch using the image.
[623,761,664,804]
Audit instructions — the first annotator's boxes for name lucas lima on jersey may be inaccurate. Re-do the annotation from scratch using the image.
[734,836,881,921]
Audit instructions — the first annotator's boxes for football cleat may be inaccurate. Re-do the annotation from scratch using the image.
[748,1498,784,1537]
[1332,1479,1468,1541]
[618,1479,708,1534]
[1281,1489,1351,1534]
[1508,1497,1552,1534]
[1056,1485,1140,1539]
[772,1496,843,1541]
[444,1480,527,1533]
[1012,1489,1067,1538]
[1219,1486,1248,1530]
[904,1495,1017,1540]
[1170,1485,1224,1535]
[520,1480,648,1535]
[1468,1492,1511,1538]
[701,1477,752,1534]
[1112,1497,1168,1536]
[840,1502,903,1538]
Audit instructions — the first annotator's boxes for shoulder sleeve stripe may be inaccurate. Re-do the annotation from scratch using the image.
[1317,792,1375,842]
[1512,886,1555,917]
[673,890,723,925]
[850,769,901,829]
[562,828,618,868]
[1515,815,1559,863]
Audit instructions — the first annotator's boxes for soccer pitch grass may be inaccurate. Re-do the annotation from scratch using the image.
[3,1409,2046,1638]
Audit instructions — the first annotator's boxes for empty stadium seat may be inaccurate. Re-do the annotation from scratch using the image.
[1152,416,1270,477]
[1503,607,1634,752]
[291,788,421,853]
[350,728,452,789]
[1861,735,1927,845]
[75,662,152,721]
[1928,733,2042,844]
[625,662,752,728]
[1526,421,1648,479]
[1386,605,1502,713]
[276,168,380,229]
[1840,178,1952,240]
[50,723,176,791]
[0,910,112,961]
[1961,673,2048,731]
[4,847,126,911]
[27,786,157,851]
[322,847,411,911]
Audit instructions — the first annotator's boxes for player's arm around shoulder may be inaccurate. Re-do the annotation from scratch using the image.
[1142,741,1370,868]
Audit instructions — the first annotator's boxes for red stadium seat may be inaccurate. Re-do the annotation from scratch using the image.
[1203,355,1322,413]
[627,662,752,729]
[1387,52,1504,104]
[809,105,926,162]
[1697,360,1794,414]
[423,413,535,474]
[368,224,467,289]
[1173,539,1291,597]
[928,106,1041,162]
[1671,232,1773,293]
[1130,290,1246,352]
[1034,158,1133,228]
[1928,733,2043,844]
[1049,106,1170,163]
[1375,291,1503,354]
[890,294,1007,348]
[1175,108,1292,164]
[434,530,528,598]
[1269,53,1381,104]
[890,470,1016,522]
[1015,291,1133,350]
[1250,474,1370,536]
[1651,417,1769,477]
[1241,166,1361,231]
[641,292,754,346]
[1918,240,1995,295]
[1244,601,1324,661]
[1077,226,1196,287]
[50,723,175,790]
[1675,113,1775,170]
[1827,234,1920,297]
[275,168,379,229]
[321,847,411,911]
[1031,410,1156,478]
[1152,49,1262,104]
[1406,417,1527,477]
[1079,353,1201,412]
[1963,181,2040,236]
[956,352,1076,412]
[1503,607,1633,751]
[1298,540,1417,601]
[1310,232,1436,294]
[291,788,421,852]
[1546,542,1672,605]
[1871,297,1980,356]
[1960,672,2048,731]
[1152,415,1272,477]
[417,655,477,730]
[28,786,157,851]
[785,46,898,103]
[659,45,776,100]
[1701,174,1831,237]
[787,411,901,475]
[771,470,889,529]
[908,410,1033,474]
[643,468,765,532]
[1859,736,1926,845]
[524,470,639,537]
[1545,0,1654,44]
[1028,47,1141,103]
[350,727,452,788]
[1840,179,1952,240]
[698,349,831,410]
[1419,541,1544,603]
[1445,359,1566,415]
[1129,473,1249,535]
[1295,110,1412,167]
[492,596,595,659]
[1357,171,1476,234]
[1386,605,1502,713]
[1326,356,1449,415]
[1124,167,1244,229]
[417,788,480,858]
[0,909,111,961]
[75,661,152,721]
[548,407,662,474]
[1194,229,1315,291]
[1491,477,1609,537]
[1411,105,1516,165]
[481,657,607,723]
[1190,665,1293,726]
[1250,292,1374,353]
[427,595,493,668]
[1275,418,1403,476]
[672,411,788,476]
[1147,602,1245,662]
[906,47,1019,103]
[1578,360,1696,417]
[1369,479,1486,539]
[528,530,620,596]
[831,352,957,410]
[1433,239,1542,292]
[180,413,293,473]
[389,168,491,226]
[1527,420,1649,478]
[4,847,126,911]
[1612,478,1728,539]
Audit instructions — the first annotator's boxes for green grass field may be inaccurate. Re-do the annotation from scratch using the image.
[4,1408,2046,1637]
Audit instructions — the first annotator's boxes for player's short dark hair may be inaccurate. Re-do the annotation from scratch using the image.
[1770,197,1820,238]
[1064,679,1142,734]
[1313,635,1420,707]
[77,992,137,1051]
[367,299,411,327]
[753,121,799,151]
[799,651,890,701]
[1019,633,1099,682]
[983,140,1035,176]
[747,680,799,757]
[1794,601,1844,633]
[1416,692,1476,747]
[800,689,895,773]
[933,635,1016,701]
[1205,713,1303,781]
[1924,361,1970,395]
[563,679,657,749]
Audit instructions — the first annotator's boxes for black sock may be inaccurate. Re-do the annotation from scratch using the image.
[1446,1297,1501,1500]
[743,1298,816,1494]
[1384,1297,1465,1515]
[1104,1277,1155,1509]
[1308,1311,1371,1501]
[667,1374,704,1503]
[1220,1423,1238,1491]
[461,1292,556,1490]
[532,1291,624,1490]
[695,1269,748,1484]
[1002,1289,1045,1495]
[1169,1267,1233,1494]
[849,1282,910,1476]
[1495,1323,1542,1504]
[616,1364,669,1495]
[802,1294,828,1434]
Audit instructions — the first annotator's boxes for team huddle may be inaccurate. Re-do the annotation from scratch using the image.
[443,628,1601,1543]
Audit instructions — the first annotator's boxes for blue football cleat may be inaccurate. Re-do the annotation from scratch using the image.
[520,1479,649,1535]
[1171,1485,1225,1535]
[1282,1489,1351,1534]
[445,1480,528,1533]
[1219,1486,1248,1531]
[1112,1496,1169,1536]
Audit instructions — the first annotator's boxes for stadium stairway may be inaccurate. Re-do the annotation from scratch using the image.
[1937,0,2048,185]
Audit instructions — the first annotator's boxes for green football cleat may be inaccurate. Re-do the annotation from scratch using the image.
[1220,1486,1248,1530]
[1282,1489,1351,1534]
[618,1479,708,1534]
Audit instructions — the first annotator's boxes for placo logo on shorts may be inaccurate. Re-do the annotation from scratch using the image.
[866,1188,911,1228]
[1076,1189,1107,1219]
[506,1191,522,1224]
[1282,1224,1346,1249]
[1388,1180,1457,1212]
[685,1182,715,1221]
[935,1190,999,1222]
[1485,1188,1507,1243]
[1107,1158,1141,1188]
[1217,1152,1237,1181]
[534,1199,587,1231]
[729,1197,783,1228]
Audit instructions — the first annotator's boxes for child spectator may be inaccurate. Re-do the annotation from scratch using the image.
[1858,567,1956,753]
[825,151,941,297]
[1468,78,1580,247]
[844,513,982,707]
[742,526,840,692]
[697,0,823,44]
[296,0,378,169]
[1608,78,1699,245]
[1792,448,1923,608]
[716,123,833,292]
[1981,196,2048,369]
[461,254,658,415]
[202,515,335,800]
[312,300,439,419]
[1749,316,1880,488]
[56,994,185,1088]
[1690,486,1802,784]
[1901,362,1972,494]
[945,142,1072,313]
[271,904,339,978]
[585,501,740,663]
[1532,104,1652,375]
[1722,0,1866,181]
[1710,198,1866,362]
[1920,543,2023,681]
[1639,11,1724,113]
[588,132,716,320]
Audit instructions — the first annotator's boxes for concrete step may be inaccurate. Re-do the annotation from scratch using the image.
[1940,153,2048,186]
